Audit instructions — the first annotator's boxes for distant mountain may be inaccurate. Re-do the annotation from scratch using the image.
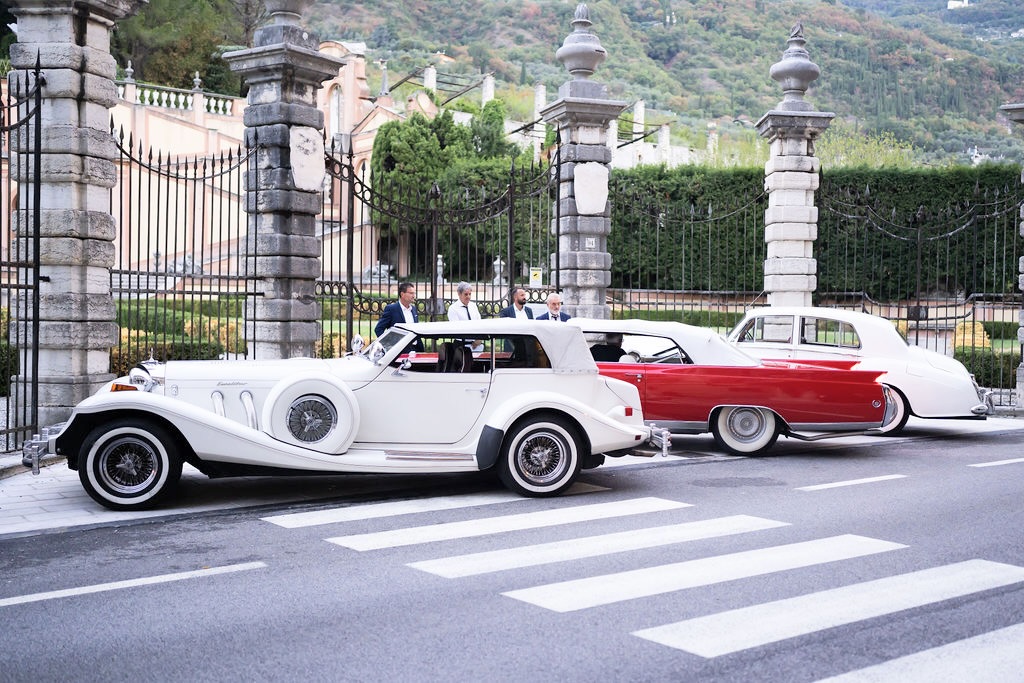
[307,0,1024,165]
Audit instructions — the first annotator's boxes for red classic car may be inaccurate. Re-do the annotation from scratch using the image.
[569,319,897,455]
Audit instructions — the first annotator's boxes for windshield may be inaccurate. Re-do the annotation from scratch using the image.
[363,327,412,362]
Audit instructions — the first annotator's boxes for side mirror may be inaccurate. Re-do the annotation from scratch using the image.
[350,335,365,354]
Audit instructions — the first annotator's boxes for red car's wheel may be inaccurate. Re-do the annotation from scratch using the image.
[876,385,910,435]
[711,406,779,456]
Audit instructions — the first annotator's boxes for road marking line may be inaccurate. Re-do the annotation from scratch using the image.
[816,621,1024,682]
[968,457,1024,468]
[503,535,906,612]
[326,497,691,551]
[0,562,267,608]
[261,483,608,528]
[409,515,790,578]
[796,474,906,491]
[633,559,1024,658]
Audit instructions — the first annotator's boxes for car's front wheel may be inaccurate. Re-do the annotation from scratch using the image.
[711,406,779,456]
[78,419,183,511]
[498,414,582,497]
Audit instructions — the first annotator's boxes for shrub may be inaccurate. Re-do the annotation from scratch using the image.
[954,348,1020,389]
[0,342,19,397]
[953,322,991,349]
[110,338,225,376]
[981,320,1017,340]
[316,332,346,358]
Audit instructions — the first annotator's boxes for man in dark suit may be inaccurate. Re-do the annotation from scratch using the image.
[375,282,423,351]
[536,292,570,321]
[498,286,534,320]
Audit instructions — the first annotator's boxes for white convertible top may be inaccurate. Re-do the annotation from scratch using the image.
[395,319,599,373]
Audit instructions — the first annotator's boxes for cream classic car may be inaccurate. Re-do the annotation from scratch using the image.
[727,307,993,434]
[23,320,652,510]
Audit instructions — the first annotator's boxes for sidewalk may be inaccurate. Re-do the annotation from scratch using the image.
[2,415,1023,540]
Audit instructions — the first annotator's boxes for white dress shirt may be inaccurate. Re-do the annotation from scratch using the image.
[447,301,481,321]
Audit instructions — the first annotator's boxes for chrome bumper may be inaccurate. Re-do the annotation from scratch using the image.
[648,424,673,457]
[21,422,65,475]
[973,389,994,416]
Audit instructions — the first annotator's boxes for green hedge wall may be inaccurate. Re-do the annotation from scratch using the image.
[608,163,1023,301]
[954,348,1021,390]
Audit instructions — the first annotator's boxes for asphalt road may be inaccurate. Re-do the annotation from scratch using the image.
[2,424,1024,682]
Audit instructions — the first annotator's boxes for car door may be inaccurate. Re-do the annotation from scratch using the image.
[354,339,492,445]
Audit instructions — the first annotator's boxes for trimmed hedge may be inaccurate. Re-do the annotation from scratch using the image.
[111,338,225,377]
[954,348,1021,389]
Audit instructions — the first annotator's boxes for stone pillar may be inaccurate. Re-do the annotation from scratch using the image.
[755,23,834,308]
[8,0,135,427]
[224,0,343,359]
[541,3,626,319]
[998,102,1024,409]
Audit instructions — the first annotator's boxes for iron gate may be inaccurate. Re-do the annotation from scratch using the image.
[317,141,559,353]
[109,125,260,372]
[0,64,43,452]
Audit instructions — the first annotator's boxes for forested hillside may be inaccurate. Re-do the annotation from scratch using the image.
[306,0,1024,164]
[4,0,1023,165]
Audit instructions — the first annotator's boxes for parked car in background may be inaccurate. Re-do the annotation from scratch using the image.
[727,306,993,434]
[568,318,896,456]
[23,320,652,510]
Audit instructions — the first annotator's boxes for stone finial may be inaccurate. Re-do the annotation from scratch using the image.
[555,3,607,80]
[263,0,314,25]
[768,23,821,112]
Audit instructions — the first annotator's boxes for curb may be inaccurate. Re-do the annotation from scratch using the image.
[0,453,62,481]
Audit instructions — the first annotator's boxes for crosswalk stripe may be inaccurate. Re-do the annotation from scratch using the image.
[502,534,906,612]
[796,475,906,491]
[968,457,1024,468]
[325,497,691,551]
[261,482,609,528]
[815,621,1024,682]
[633,559,1024,658]
[408,515,791,578]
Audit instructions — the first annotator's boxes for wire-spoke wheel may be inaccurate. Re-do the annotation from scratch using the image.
[79,420,182,511]
[498,415,582,497]
[711,406,779,456]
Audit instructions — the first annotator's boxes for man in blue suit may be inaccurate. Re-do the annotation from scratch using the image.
[498,286,534,320]
[375,282,423,350]
[536,292,570,321]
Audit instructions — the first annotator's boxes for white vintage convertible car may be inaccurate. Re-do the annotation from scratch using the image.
[23,320,652,510]
[727,306,993,434]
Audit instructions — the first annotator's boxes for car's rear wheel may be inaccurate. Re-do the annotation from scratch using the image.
[877,385,910,435]
[498,414,582,497]
[79,419,183,511]
[711,406,779,456]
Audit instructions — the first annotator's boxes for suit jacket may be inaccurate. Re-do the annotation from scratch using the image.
[375,301,422,350]
[536,311,571,321]
[498,304,534,319]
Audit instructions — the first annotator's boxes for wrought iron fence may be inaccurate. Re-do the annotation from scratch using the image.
[607,176,769,325]
[109,125,259,372]
[0,63,43,452]
[318,140,559,353]
[818,175,1024,405]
